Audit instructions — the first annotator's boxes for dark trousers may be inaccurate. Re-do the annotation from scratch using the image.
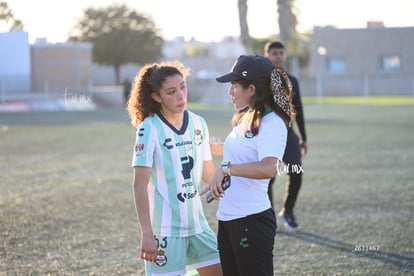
[218,209,276,276]
[268,128,303,213]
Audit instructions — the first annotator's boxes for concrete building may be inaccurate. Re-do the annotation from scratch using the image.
[0,31,31,94]
[0,32,92,96]
[31,39,92,94]
[306,24,414,96]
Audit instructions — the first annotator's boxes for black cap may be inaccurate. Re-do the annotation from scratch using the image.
[216,55,274,83]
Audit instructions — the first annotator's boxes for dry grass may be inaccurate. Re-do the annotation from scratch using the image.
[1,103,413,275]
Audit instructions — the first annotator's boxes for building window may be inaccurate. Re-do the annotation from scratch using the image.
[327,57,347,74]
[380,55,401,73]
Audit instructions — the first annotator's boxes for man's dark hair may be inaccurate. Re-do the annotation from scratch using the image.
[264,41,285,54]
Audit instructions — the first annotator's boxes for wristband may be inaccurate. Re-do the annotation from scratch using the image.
[221,160,231,176]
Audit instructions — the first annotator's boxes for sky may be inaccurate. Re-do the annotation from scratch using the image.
[5,0,414,44]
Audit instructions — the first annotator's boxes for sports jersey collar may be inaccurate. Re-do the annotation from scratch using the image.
[263,106,273,116]
[156,109,189,135]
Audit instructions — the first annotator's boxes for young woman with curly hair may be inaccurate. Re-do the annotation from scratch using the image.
[127,61,222,276]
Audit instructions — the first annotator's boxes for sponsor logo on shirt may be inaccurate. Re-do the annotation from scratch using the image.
[135,143,145,152]
[177,190,198,203]
[135,143,145,156]
[163,138,193,150]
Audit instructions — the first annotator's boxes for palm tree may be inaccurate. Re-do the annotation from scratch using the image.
[237,0,297,53]
[277,0,297,45]
[238,0,254,53]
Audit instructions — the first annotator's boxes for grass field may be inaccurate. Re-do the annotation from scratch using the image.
[1,100,413,275]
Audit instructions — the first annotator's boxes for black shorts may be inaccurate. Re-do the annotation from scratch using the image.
[218,208,276,276]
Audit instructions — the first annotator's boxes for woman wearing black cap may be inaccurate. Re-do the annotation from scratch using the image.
[208,55,295,275]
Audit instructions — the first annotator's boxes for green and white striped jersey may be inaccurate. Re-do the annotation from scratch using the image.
[132,110,212,237]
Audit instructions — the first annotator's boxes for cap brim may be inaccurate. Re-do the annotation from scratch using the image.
[216,73,239,83]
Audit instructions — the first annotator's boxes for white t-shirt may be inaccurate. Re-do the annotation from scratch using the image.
[132,110,212,237]
[217,111,287,221]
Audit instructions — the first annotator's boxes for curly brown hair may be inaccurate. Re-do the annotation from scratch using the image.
[126,61,190,127]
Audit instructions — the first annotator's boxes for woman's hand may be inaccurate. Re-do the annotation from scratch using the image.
[208,167,226,200]
[140,232,158,262]
[300,140,308,156]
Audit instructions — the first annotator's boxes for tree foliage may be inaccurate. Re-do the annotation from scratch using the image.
[0,1,24,31]
[69,3,163,84]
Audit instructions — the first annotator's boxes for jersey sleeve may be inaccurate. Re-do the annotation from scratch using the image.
[131,121,156,167]
[257,114,287,161]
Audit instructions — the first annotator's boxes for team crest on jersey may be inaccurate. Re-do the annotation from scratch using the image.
[155,250,167,267]
[193,129,203,146]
